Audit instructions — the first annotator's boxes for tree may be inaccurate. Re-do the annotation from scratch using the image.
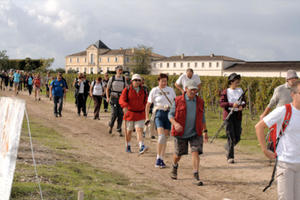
[0,50,9,70]
[39,58,55,72]
[132,45,153,74]
[55,68,65,73]
[24,57,32,71]
[67,68,77,74]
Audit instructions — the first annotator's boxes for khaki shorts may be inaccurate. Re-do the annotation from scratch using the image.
[126,120,145,131]
[174,134,203,156]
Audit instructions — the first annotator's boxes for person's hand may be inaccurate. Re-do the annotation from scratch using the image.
[174,122,183,132]
[145,119,150,126]
[123,107,128,114]
[263,149,276,160]
[106,97,110,103]
[238,106,243,111]
[204,133,208,143]
[259,114,265,121]
[233,102,239,108]
[89,92,93,97]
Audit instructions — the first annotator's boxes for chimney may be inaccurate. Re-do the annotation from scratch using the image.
[210,53,215,57]
[131,48,135,54]
[181,53,184,59]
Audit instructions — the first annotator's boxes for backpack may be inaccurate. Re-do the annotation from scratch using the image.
[266,104,292,152]
[109,75,126,96]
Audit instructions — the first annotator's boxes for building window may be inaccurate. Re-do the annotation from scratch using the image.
[160,63,162,68]
[84,58,87,63]
[173,73,176,75]
[90,54,94,64]
[107,57,110,62]
[195,62,197,67]
[187,63,190,67]
[84,68,87,73]
[115,57,118,62]
[181,63,183,68]
[173,63,176,68]
[99,57,101,62]
[90,67,94,74]
[167,63,169,68]
[126,57,130,63]
[69,58,72,63]
[76,67,79,72]
[153,63,156,68]
[209,62,212,68]
[216,62,219,68]
[77,57,79,63]
[202,62,204,68]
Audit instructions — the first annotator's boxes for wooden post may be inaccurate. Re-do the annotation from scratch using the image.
[78,191,84,200]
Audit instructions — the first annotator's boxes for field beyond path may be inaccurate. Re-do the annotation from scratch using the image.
[1,90,277,200]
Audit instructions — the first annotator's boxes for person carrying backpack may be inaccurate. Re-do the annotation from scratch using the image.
[119,74,148,154]
[33,73,41,101]
[27,73,34,95]
[90,76,104,120]
[256,80,300,199]
[106,65,128,136]
[74,73,90,116]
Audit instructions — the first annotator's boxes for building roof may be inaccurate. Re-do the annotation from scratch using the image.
[94,40,110,49]
[101,49,165,58]
[154,54,244,62]
[67,51,86,57]
[225,61,300,71]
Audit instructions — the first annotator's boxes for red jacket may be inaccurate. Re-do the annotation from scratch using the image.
[219,89,246,121]
[119,85,147,121]
[171,94,204,137]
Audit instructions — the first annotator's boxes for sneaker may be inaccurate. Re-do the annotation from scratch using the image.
[139,145,148,154]
[83,113,87,117]
[193,172,200,181]
[54,113,58,118]
[227,158,234,164]
[170,164,178,180]
[160,159,166,168]
[155,158,161,168]
[58,113,62,117]
[126,145,132,153]
[117,129,123,137]
[108,127,112,134]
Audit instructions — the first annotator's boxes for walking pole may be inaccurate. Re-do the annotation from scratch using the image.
[86,96,92,117]
[210,89,247,143]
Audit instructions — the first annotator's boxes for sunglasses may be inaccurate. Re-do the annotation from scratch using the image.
[133,79,141,82]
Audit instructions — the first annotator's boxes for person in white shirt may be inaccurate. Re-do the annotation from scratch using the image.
[256,80,300,200]
[145,73,176,168]
[90,76,104,120]
[175,68,201,94]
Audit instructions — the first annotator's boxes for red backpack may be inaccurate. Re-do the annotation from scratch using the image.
[267,104,292,152]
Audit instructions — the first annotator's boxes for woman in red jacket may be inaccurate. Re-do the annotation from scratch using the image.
[119,74,148,154]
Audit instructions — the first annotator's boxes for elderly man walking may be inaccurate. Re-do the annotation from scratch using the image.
[174,68,201,94]
[168,80,208,185]
[119,74,148,154]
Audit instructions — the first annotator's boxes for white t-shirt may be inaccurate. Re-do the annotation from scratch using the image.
[79,81,84,94]
[227,88,244,111]
[263,104,300,163]
[92,81,103,96]
[148,86,176,107]
[175,74,201,91]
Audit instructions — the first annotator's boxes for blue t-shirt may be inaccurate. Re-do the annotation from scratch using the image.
[13,73,20,83]
[51,79,66,97]
[28,77,33,85]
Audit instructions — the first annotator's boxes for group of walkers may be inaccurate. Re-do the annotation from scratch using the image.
[0,70,44,100]
[2,66,299,199]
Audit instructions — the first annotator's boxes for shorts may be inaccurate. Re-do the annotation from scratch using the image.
[155,110,171,130]
[13,82,19,87]
[174,134,203,156]
[126,120,145,131]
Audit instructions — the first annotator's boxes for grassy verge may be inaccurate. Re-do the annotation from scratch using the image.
[12,118,159,200]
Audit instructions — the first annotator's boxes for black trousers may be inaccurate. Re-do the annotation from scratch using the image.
[28,85,33,95]
[53,96,63,114]
[109,97,123,130]
[103,94,108,111]
[225,112,242,159]
[77,93,87,115]
[93,95,102,118]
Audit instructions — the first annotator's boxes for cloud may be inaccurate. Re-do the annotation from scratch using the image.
[0,0,300,69]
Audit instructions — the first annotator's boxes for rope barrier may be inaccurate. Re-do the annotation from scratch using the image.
[25,108,44,200]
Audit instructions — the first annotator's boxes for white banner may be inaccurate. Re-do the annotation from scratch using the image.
[0,97,25,200]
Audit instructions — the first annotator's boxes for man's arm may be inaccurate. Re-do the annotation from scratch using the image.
[255,120,276,159]
[145,102,151,121]
[174,82,184,95]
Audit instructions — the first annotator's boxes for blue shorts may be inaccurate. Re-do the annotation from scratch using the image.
[155,110,171,130]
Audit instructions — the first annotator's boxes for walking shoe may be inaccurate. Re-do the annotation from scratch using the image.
[108,127,112,134]
[160,159,166,168]
[58,113,62,117]
[170,164,178,179]
[83,113,87,117]
[193,172,203,186]
[126,145,132,153]
[54,113,58,118]
[139,145,148,154]
[117,129,123,137]
[227,158,234,164]
[155,158,161,168]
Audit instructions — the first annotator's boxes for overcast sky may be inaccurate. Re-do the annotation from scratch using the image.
[1,0,300,69]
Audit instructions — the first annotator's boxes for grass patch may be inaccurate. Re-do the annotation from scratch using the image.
[12,117,159,200]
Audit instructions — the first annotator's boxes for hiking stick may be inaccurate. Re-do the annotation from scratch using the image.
[210,89,247,143]
[86,96,92,117]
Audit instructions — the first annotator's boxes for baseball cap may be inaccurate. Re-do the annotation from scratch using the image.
[228,73,241,82]
[185,80,198,90]
[115,65,123,71]
[131,74,141,81]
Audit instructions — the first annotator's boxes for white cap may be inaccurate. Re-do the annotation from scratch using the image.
[131,74,141,81]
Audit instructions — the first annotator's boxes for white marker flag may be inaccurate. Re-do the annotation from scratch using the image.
[0,97,25,200]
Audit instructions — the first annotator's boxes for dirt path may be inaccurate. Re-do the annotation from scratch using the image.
[1,90,277,200]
